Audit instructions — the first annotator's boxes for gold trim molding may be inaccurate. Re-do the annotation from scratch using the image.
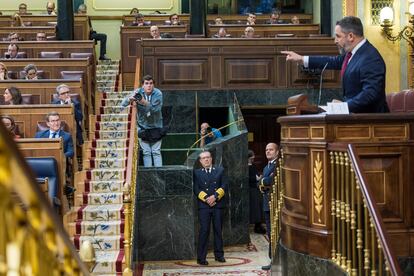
[313,152,324,224]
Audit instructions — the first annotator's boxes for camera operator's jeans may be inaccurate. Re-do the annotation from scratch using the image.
[139,138,162,167]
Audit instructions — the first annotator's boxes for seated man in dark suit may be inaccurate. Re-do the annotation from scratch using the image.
[77,4,109,60]
[130,13,150,26]
[267,10,284,24]
[5,43,19,59]
[35,111,74,158]
[51,84,83,145]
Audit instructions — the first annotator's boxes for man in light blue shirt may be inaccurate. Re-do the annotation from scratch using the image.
[121,75,163,167]
[200,122,222,148]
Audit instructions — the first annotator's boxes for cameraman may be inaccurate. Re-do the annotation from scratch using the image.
[200,122,222,148]
[121,75,164,167]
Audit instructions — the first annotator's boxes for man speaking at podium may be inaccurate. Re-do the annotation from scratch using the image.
[282,16,389,113]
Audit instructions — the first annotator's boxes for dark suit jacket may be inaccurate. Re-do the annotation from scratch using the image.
[35,129,74,158]
[193,166,228,209]
[309,40,389,113]
[51,99,83,144]
[260,160,277,212]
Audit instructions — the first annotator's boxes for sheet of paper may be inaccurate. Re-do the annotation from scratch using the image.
[326,102,349,114]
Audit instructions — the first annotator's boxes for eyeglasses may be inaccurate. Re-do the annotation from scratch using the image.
[59,91,69,95]
[37,36,46,39]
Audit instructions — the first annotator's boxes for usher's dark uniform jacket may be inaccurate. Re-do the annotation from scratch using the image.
[193,166,227,261]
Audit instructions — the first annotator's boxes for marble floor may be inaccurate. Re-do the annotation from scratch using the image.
[136,231,282,276]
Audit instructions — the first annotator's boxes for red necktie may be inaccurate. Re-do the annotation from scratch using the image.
[341,52,352,78]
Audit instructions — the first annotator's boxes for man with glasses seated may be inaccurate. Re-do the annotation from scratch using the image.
[51,84,83,145]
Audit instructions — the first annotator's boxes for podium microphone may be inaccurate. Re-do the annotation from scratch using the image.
[317,62,329,107]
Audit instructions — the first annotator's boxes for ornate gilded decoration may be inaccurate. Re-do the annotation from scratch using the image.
[313,152,323,223]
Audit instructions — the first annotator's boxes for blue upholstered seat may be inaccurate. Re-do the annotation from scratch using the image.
[25,157,61,209]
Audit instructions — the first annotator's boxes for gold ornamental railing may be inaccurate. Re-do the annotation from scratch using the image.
[0,123,90,274]
[123,97,139,275]
[330,145,402,276]
[270,149,284,259]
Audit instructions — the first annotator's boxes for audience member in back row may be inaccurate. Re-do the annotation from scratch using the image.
[213,28,230,38]
[35,111,74,158]
[130,8,139,15]
[5,43,19,59]
[0,62,9,80]
[1,115,21,139]
[6,43,19,59]
[246,13,256,25]
[150,26,162,39]
[3,87,22,105]
[131,13,150,26]
[77,4,110,60]
[52,84,83,145]
[214,16,223,25]
[267,9,284,24]
[46,1,56,15]
[7,32,20,42]
[18,3,29,15]
[23,64,39,80]
[243,26,255,38]
[168,13,181,25]
[291,15,300,24]
[36,32,47,41]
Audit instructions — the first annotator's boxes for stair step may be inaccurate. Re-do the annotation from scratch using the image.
[93,250,124,274]
[74,235,124,251]
[89,158,127,169]
[83,180,124,193]
[91,148,128,159]
[75,220,124,236]
[87,169,126,181]
[103,92,132,99]
[79,192,124,205]
[97,114,130,122]
[78,204,123,221]
[92,139,129,149]
[100,106,130,115]
[95,130,129,140]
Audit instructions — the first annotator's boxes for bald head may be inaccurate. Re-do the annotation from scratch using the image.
[265,143,279,161]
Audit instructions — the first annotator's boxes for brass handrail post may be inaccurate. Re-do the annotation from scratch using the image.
[345,154,351,273]
[123,186,133,275]
[330,152,336,262]
[350,164,357,276]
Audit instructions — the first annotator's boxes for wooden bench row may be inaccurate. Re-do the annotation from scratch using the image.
[120,24,321,87]
[0,58,95,117]
[120,13,312,25]
[0,15,90,40]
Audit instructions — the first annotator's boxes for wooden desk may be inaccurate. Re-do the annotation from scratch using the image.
[0,104,78,177]
[278,113,414,258]
[134,37,341,90]
[123,14,190,28]
[121,25,187,86]
[0,40,95,60]
[0,15,90,40]
[0,79,86,130]
[17,138,69,214]
[0,58,95,115]
[206,13,313,24]
[207,24,320,38]
[0,26,55,41]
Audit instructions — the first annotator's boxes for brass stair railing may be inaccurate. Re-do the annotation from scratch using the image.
[329,145,402,276]
[270,149,284,259]
[0,123,89,274]
[123,99,139,275]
